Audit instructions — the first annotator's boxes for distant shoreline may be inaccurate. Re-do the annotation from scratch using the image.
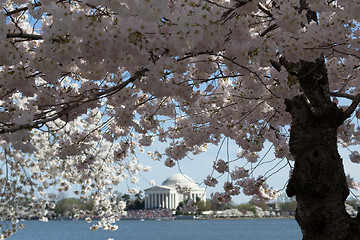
[18,216,295,221]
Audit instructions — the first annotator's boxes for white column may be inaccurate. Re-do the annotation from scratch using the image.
[167,194,170,208]
[161,194,164,208]
[157,194,160,208]
[170,193,172,209]
[150,194,152,208]
[149,194,152,208]
[154,194,156,208]
[174,193,176,208]
[159,194,162,208]
[154,193,156,208]
[152,194,155,208]
[174,193,177,209]
[169,193,172,209]
[162,194,164,208]
[150,193,153,208]
[145,194,147,209]
[147,194,150,209]
[173,193,175,208]
[170,193,173,209]
[151,194,154,208]
[154,193,157,208]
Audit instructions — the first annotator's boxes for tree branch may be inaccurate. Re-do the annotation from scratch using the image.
[260,23,278,37]
[218,54,280,98]
[330,92,358,100]
[4,3,41,16]
[258,2,273,18]
[270,59,282,72]
[0,68,149,135]
[205,0,231,9]
[7,33,43,40]
[342,93,360,121]
[221,0,253,20]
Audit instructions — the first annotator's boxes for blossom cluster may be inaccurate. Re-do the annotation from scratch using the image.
[179,199,198,213]
[0,0,358,237]
[175,184,191,198]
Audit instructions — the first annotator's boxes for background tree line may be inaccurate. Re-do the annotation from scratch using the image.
[51,193,359,217]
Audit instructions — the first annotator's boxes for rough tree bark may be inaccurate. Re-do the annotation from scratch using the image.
[283,58,360,239]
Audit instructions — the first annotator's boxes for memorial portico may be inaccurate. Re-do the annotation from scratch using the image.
[144,174,206,209]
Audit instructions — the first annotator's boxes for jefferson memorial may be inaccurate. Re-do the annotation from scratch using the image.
[144,174,206,209]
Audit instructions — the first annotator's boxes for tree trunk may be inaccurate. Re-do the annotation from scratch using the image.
[283,59,360,239]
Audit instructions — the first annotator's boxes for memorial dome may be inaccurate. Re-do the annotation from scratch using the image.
[162,173,198,188]
[144,174,206,209]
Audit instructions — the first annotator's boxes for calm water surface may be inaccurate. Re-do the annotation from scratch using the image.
[11,218,302,240]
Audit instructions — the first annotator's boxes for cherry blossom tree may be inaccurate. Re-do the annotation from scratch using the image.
[0,0,359,239]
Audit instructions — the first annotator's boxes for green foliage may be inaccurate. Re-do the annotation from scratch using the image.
[346,198,358,210]
[275,194,297,212]
[126,198,144,210]
[174,197,210,215]
[196,199,212,213]
[249,200,269,211]
[236,203,257,214]
[120,193,131,202]
[114,191,145,210]
[175,201,186,215]
[278,201,297,212]
[54,198,93,216]
[211,201,237,211]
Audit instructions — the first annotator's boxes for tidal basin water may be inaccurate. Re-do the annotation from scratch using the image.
[11,218,302,240]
